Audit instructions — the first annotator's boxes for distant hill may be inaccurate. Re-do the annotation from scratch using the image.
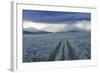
[42,25,88,33]
[23,27,42,32]
[23,27,51,34]
[23,31,51,34]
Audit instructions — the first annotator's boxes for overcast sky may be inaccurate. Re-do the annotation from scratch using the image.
[23,10,91,24]
[23,10,91,32]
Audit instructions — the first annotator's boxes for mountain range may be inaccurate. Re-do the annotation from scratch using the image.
[23,25,90,34]
[23,27,51,34]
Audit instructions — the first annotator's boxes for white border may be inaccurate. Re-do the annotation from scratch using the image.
[11,1,97,72]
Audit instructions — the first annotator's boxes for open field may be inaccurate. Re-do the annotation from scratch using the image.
[23,31,91,62]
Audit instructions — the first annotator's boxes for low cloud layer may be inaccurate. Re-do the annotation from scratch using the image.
[23,20,91,32]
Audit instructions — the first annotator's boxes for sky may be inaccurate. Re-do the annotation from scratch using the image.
[23,10,91,32]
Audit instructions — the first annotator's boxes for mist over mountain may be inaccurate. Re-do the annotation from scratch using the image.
[23,27,51,34]
[23,27,42,32]
[23,20,90,34]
